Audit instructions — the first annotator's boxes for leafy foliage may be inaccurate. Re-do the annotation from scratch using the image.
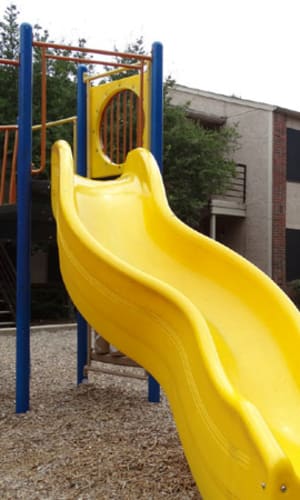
[109,42,240,229]
[163,80,240,229]
[0,5,240,229]
[31,29,91,173]
[104,37,146,81]
[0,4,19,124]
[0,3,91,174]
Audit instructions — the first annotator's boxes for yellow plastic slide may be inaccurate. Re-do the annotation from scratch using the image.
[51,141,300,499]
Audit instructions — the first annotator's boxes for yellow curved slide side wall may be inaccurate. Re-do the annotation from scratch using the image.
[88,72,150,179]
[51,141,300,499]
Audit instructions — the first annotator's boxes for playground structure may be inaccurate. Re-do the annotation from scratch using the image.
[0,24,162,397]
[2,22,300,500]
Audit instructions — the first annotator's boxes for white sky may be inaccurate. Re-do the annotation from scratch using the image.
[3,0,300,111]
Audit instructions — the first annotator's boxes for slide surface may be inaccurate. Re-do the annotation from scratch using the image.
[51,141,300,499]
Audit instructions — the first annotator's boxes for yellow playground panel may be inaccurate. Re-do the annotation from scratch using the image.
[87,71,150,179]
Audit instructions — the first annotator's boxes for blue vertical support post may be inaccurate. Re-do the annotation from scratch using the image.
[148,42,163,403]
[16,23,33,413]
[76,65,88,384]
[151,42,163,173]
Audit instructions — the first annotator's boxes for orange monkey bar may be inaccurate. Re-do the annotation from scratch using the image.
[0,58,19,66]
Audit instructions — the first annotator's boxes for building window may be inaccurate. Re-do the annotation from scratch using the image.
[286,228,300,281]
[287,128,300,182]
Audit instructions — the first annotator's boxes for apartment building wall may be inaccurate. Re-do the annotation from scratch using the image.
[286,115,300,231]
[284,114,300,282]
[169,85,274,275]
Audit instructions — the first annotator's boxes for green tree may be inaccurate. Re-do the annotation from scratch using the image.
[31,27,91,172]
[105,36,146,80]
[0,3,19,124]
[163,79,239,229]
[108,40,240,230]
[0,5,240,229]
[0,3,91,173]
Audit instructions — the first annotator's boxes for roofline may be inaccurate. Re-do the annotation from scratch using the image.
[274,106,300,120]
[172,83,300,120]
[173,83,276,112]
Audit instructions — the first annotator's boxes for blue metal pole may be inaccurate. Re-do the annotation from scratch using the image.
[76,65,88,384]
[148,42,164,403]
[151,42,163,172]
[16,23,33,413]
[77,65,87,177]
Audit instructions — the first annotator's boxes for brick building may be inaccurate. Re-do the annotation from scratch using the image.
[170,84,300,288]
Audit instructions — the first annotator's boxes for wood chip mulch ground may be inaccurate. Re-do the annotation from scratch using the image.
[0,327,202,499]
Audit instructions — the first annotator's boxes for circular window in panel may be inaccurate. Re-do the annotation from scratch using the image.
[100,89,144,164]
